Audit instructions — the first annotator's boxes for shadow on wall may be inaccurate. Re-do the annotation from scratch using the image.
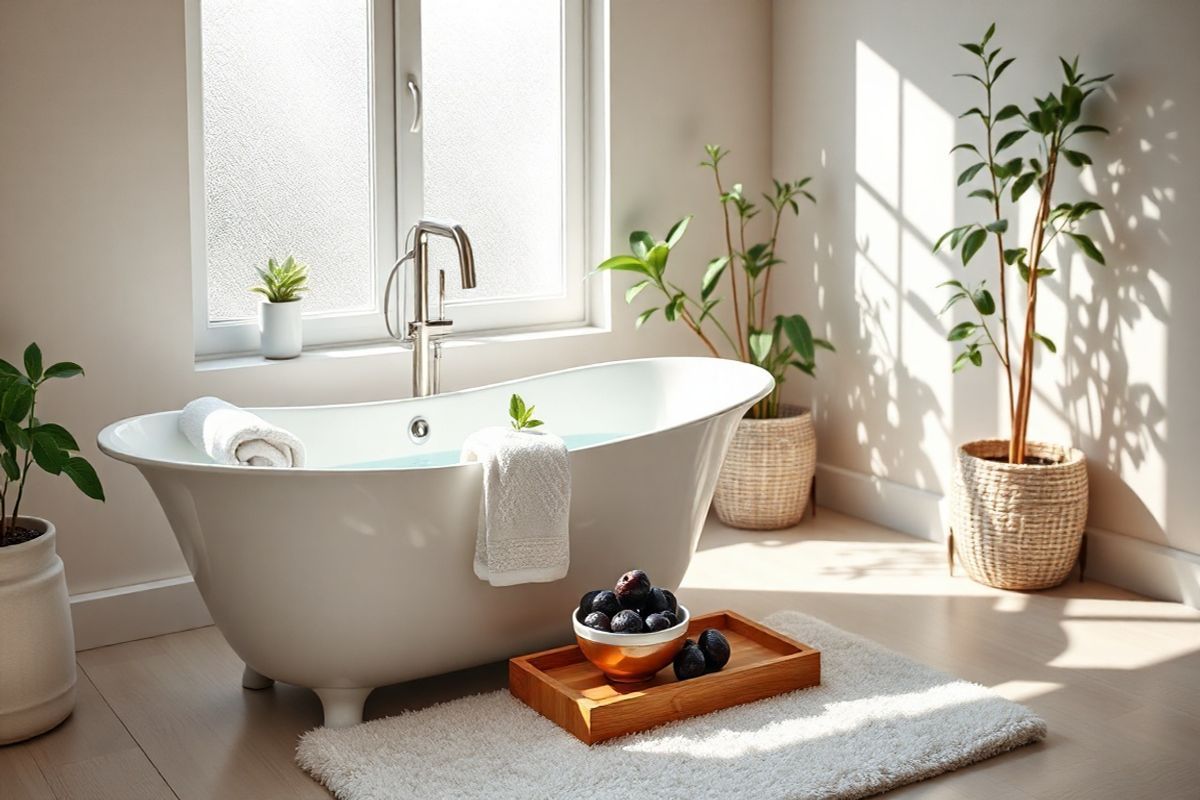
[796,22,1176,556]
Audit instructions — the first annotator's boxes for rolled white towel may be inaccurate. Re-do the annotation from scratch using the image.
[179,396,306,468]
[461,426,571,587]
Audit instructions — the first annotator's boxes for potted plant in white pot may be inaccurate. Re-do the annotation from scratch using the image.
[935,24,1111,589]
[597,146,833,530]
[252,255,309,359]
[0,343,105,743]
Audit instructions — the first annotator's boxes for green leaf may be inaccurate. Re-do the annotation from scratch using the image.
[31,423,78,451]
[968,188,997,202]
[595,255,647,274]
[1071,124,1109,136]
[781,315,815,363]
[1,451,19,481]
[61,456,105,501]
[23,343,42,383]
[1069,201,1104,220]
[42,362,84,380]
[994,103,1022,121]
[959,42,983,56]
[635,308,658,328]
[509,394,524,422]
[523,419,544,429]
[1011,171,1037,202]
[625,280,650,304]
[995,129,1028,153]
[992,58,1016,82]
[958,107,986,121]
[938,291,968,316]
[0,359,19,377]
[701,256,729,301]
[665,216,692,248]
[1033,331,1058,353]
[1067,232,1105,264]
[971,287,996,315]
[813,338,836,352]
[644,244,670,280]
[985,219,1008,234]
[31,433,65,475]
[932,225,969,253]
[950,143,980,155]
[1003,247,1027,266]
[950,226,973,250]
[1,383,33,422]
[748,330,774,365]
[5,420,30,450]
[957,162,987,186]
[961,229,988,265]
[970,349,983,367]
[1062,149,1092,167]
[947,321,977,342]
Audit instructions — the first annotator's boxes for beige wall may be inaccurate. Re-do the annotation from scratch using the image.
[771,1,1200,571]
[0,0,773,594]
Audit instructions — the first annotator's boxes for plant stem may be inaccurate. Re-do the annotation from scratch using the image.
[711,164,748,360]
[758,207,785,325]
[739,209,755,333]
[10,388,35,528]
[982,62,1016,431]
[1010,135,1060,464]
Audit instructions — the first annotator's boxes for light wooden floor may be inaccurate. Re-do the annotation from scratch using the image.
[4,509,1199,799]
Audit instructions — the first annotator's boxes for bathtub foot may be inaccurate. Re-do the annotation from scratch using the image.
[314,687,372,728]
[241,665,275,690]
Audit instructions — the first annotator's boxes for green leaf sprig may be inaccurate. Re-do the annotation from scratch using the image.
[508,394,544,432]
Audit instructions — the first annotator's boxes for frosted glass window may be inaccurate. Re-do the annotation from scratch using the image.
[422,0,565,304]
[201,0,374,321]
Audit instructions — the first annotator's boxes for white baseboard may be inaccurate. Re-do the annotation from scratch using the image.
[816,463,1200,609]
[70,575,211,651]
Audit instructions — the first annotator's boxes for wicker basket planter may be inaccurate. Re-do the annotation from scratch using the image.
[951,439,1088,590]
[713,405,816,530]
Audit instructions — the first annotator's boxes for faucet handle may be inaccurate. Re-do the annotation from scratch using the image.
[438,270,446,321]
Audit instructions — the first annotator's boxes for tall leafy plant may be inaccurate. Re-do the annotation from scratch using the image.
[935,24,1111,464]
[250,256,309,303]
[0,344,105,545]
[596,146,833,419]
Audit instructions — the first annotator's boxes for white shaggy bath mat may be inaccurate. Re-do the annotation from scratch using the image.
[297,610,1045,800]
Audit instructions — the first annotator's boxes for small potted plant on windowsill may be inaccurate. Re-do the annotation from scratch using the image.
[934,25,1111,589]
[0,344,105,744]
[596,146,833,530]
[252,256,309,360]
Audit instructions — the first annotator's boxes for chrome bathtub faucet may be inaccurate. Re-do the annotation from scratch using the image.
[384,219,476,397]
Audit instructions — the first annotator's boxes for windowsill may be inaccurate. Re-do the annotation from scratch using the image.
[193,321,609,372]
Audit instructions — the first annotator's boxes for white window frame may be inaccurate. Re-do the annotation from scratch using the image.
[187,0,601,359]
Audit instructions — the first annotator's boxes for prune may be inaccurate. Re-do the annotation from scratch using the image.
[583,611,611,632]
[661,589,678,615]
[660,610,678,627]
[578,590,600,620]
[591,590,620,617]
[673,644,707,680]
[614,570,652,609]
[610,609,645,633]
[698,628,731,671]
[640,587,669,615]
[644,612,672,632]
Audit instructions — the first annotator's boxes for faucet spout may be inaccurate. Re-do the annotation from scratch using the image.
[415,218,476,290]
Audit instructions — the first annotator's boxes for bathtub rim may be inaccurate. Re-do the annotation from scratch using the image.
[97,356,775,476]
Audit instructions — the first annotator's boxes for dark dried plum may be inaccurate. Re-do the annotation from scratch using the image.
[591,590,620,617]
[660,610,678,628]
[610,609,645,633]
[661,588,678,615]
[583,611,611,631]
[578,590,600,620]
[673,644,707,680]
[643,612,672,632]
[614,570,652,609]
[698,628,731,671]
[640,587,669,615]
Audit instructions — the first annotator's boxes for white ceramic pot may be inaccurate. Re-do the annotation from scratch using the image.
[259,299,303,359]
[0,517,76,744]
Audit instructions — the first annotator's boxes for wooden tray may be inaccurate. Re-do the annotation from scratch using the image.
[509,610,820,744]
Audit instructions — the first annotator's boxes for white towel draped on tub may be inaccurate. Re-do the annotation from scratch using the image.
[461,427,571,586]
[180,396,306,468]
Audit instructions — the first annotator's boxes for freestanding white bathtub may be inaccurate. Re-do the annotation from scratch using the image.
[98,357,773,727]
